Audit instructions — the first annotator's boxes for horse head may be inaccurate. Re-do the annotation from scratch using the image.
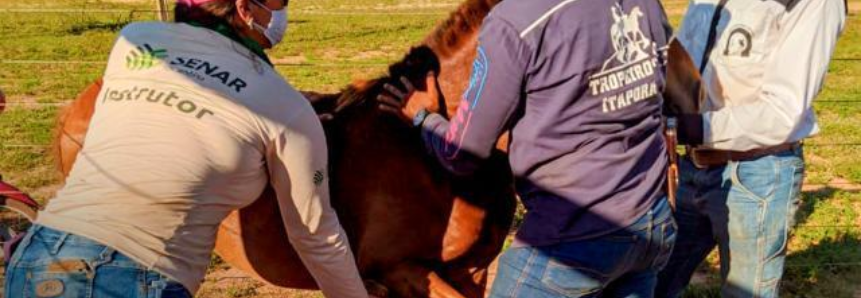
[309,0,503,122]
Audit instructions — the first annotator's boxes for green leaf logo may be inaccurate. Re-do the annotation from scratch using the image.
[126,44,168,70]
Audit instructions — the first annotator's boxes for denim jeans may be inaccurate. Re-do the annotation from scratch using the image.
[4,225,191,298]
[489,198,676,298]
[656,146,805,298]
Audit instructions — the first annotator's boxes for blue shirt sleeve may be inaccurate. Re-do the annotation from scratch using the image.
[420,17,531,176]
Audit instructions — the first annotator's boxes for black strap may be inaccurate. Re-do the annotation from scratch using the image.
[699,0,731,73]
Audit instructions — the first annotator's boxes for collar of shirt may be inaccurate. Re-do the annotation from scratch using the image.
[184,20,273,66]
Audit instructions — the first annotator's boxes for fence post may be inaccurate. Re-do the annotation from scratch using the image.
[156,0,169,21]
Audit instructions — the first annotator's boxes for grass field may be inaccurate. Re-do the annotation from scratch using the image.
[1,0,860,297]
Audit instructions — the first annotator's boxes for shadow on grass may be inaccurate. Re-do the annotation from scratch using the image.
[794,187,860,229]
[782,235,861,297]
[680,236,861,298]
[67,19,132,35]
[678,188,861,298]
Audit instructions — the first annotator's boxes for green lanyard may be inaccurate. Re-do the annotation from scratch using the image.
[185,21,273,66]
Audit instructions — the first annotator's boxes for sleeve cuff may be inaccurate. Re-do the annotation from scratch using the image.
[420,113,448,154]
[420,113,447,131]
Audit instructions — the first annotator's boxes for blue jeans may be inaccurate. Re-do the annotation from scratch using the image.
[656,146,805,298]
[489,198,676,298]
[4,225,191,298]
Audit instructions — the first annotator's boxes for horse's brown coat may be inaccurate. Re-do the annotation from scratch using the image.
[53,0,704,295]
[55,0,514,297]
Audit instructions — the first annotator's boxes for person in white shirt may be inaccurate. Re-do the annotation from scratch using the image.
[657,0,847,297]
[3,0,372,297]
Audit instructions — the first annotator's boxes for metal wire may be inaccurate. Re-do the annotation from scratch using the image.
[785,262,861,268]
[0,8,450,15]
[0,59,390,67]
[1,4,859,274]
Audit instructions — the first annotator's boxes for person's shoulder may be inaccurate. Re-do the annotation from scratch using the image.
[766,0,832,13]
[485,0,562,34]
[119,22,180,37]
[242,75,316,126]
[488,0,619,39]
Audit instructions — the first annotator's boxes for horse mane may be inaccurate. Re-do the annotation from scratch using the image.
[423,0,501,58]
[321,0,503,114]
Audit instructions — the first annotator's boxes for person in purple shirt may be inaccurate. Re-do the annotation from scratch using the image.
[380,0,676,296]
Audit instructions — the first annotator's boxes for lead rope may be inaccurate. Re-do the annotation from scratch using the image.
[699,0,730,73]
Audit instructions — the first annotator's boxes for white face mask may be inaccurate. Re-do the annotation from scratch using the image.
[248,0,288,46]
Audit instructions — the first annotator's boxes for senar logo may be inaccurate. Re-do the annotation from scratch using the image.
[126,44,168,70]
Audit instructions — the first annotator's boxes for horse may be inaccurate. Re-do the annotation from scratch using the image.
[53,0,705,295]
[54,0,514,297]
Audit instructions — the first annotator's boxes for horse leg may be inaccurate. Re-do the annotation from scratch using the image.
[382,262,465,298]
[440,265,487,298]
[364,280,390,297]
[440,197,485,262]
[483,255,501,297]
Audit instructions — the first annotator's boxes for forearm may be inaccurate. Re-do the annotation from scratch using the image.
[267,111,368,298]
[284,210,367,298]
[420,113,486,176]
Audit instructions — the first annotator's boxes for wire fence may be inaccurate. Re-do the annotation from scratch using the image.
[1,6,860,272]
[0,59,391,67]
[0,8,454,15]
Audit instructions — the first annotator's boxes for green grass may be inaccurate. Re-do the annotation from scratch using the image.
[1,0,860,297]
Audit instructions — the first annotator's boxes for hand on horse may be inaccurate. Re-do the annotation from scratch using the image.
[377,72,440,124]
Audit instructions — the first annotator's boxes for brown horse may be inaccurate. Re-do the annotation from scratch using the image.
[54,0,704,295]
[55,0,514,297]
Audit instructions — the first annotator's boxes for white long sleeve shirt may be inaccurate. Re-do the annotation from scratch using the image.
[677,0,846,151]
[37,22,367,297]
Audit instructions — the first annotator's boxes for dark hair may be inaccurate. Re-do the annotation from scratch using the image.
[174,0,237,27]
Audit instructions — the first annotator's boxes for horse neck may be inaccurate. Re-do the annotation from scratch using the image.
[330,0,501,118]
[430,33,479,117]
[423,0,501,117]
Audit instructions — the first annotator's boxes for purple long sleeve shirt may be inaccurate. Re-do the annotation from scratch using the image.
[420,0,671,246]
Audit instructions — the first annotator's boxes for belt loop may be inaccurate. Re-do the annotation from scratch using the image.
[99,247,116,262]
[647,202,655,235]
[151,279,167,297]
[50,232,69,255]
[29,224,43,238]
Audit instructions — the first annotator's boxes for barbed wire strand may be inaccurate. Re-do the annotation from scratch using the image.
[7,141,861,148]
[0,59,391,67]
[3,182,860,229]
[1,4,859,273]
[785,262,861,268]
[0,8,450,15]
[14,59,861,66]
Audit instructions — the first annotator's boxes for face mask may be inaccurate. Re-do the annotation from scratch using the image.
[248,0,288,46]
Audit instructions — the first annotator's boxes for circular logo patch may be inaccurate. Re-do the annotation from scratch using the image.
[35,279,65,297]
[724,26,754,58]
